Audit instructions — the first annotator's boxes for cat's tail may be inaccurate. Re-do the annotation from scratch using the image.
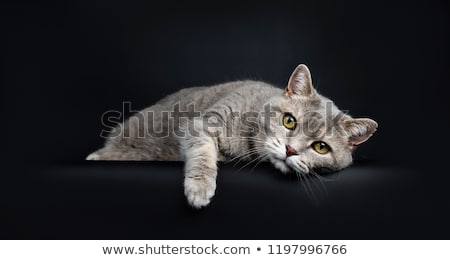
[86,148,111,160]
[85,146,131,160]
[85,146,154,161]
[86,153,99,160]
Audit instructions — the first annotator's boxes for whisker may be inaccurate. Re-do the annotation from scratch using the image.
[300,171,319,203]
[227,147,261,162]
[309,169,328,197]
[237,152,268,171]
[312,170,342,182]
[230,150,261,166]
[249,153,269,174]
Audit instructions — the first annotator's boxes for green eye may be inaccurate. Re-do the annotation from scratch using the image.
[312,141,330,154]
[282,114,297,130]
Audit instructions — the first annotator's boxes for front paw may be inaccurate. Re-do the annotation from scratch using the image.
[184,175,217,209]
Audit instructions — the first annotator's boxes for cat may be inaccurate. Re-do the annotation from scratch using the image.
[87,64,378,208]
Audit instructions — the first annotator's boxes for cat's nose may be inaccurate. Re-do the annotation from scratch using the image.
[286,145,298,157]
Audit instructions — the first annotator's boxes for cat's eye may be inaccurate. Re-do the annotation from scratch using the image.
[282,114,297,130]
[312,141,330,154]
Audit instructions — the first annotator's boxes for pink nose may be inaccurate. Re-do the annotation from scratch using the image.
[286,145,298,157]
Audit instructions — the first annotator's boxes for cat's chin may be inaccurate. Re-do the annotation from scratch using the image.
[269,157,292,174]
[269,156,309,174]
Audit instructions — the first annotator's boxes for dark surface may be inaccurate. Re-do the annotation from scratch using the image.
[2,1,450,239]
[1,161,440,239]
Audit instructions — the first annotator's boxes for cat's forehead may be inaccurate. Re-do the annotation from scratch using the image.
[279,96,328,113]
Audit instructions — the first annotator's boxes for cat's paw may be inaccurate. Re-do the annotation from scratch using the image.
[184,176,216,209]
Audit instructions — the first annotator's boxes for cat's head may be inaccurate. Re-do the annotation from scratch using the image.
[259,64,378,174]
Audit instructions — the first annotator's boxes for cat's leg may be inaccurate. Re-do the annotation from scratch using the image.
[180,119,219,208]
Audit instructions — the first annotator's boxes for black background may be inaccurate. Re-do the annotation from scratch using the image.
[2,0,449,239]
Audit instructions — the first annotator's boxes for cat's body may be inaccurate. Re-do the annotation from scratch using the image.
[88,80,279,161]
[87,65,378,208]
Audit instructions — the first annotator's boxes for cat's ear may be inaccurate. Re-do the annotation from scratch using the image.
[343,118,378,148]
[285,64,316,97]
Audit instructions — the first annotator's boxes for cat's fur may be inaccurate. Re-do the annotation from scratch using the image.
[87,64,378,208]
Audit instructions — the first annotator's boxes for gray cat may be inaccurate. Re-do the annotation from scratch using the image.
[87,64,378,208]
